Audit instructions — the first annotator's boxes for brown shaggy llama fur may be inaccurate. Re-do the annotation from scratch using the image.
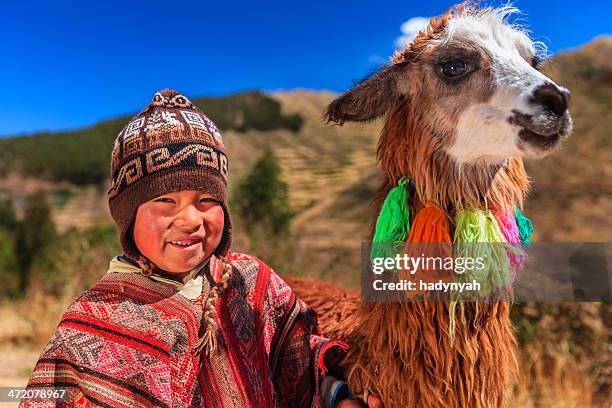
[289,276,517,407]
[285,3,575,407]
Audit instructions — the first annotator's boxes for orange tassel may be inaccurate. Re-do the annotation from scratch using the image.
[402,204,453,296]
[407,204,451,243]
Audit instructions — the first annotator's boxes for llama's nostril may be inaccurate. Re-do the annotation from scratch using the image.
[532,83,570,116]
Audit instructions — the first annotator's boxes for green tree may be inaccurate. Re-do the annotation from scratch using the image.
[231,151,292,234]
[0,197,19,298]
[0,228,19,298]
[0,196,17,230]
[15,191,56,294]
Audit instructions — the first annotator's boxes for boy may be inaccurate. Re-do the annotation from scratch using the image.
[21,89,377,407]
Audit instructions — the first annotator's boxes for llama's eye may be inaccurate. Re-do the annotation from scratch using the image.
[440,59,470,78]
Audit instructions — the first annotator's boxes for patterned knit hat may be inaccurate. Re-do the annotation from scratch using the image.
[107,89,231,262]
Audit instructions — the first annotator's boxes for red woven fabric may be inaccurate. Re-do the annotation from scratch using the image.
[21,252,348,407]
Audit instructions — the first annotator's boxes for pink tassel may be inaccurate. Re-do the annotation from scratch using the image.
[493,210,526,282]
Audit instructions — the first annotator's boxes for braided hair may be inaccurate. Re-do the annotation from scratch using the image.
[192,255,233,357]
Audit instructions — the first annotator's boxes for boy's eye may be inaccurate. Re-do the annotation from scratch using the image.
[154,197,175,203]
[199,198,221,208]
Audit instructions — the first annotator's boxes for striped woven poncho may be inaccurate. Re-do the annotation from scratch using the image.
[21,252,348,407]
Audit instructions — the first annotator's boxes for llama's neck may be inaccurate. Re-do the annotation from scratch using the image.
[377,103,529,214]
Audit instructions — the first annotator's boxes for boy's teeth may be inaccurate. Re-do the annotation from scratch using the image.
[171,239,199,246]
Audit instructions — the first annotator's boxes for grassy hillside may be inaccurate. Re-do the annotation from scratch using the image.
[0,91,302,185]
[524,36,612,241]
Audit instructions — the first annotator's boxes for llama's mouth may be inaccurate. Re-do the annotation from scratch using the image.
[510,109,572,154]
[518,127,561,151]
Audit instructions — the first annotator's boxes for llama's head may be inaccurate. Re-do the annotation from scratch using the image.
[326,5,573,164]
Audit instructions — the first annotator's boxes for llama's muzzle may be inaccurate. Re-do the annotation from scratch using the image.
[509,85,573,153]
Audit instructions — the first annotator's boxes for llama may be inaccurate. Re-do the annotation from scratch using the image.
[287,4,572,407]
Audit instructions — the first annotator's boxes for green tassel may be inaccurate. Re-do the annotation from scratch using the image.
[370,178,410,261]
[515,207,534,246]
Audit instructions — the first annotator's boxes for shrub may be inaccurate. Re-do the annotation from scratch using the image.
[231,150,292,234]
[0,196,17,230]
[0,228,19,298]
[14,191,56,293]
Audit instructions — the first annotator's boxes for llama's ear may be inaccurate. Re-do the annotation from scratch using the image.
[324,64,403,125]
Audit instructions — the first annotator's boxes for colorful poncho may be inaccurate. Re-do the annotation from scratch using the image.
[21,252,348,407]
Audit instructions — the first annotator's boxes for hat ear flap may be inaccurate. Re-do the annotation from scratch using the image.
[122,219,142,260]
[215,203,233,257]
[324,64,405,125]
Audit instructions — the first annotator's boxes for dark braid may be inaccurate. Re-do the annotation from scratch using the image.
[193,255,233,357]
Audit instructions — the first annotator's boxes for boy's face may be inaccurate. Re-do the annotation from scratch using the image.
[134,190,225,274]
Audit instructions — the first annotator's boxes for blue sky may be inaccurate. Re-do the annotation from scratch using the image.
[1,0,609,137]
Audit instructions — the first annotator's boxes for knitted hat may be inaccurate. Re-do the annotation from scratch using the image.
[107,89,231,262]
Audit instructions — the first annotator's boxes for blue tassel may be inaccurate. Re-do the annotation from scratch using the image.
[515,207,534,246]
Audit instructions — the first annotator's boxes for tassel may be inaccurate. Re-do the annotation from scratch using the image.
[449,301,457,344]
[494,210,527,281]
[407,204,451,243]
[371,178,411,260]
[192,328,216,357]
[515,207,534,246]
[405,204,452,303]
[494,210,520,244]
[453,209,511,298]
[448,298,469,345]
[450,209,512,342]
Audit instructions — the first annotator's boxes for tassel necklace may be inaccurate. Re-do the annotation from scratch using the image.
[370,177,534,341]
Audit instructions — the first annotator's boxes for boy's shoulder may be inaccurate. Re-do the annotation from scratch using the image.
[224,251,293,299]
[226,251,265,266]
[225,251,270,279]
[43,275,200,362]
[58,272,200,337]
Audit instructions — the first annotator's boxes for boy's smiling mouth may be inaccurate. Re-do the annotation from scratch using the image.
[167,236,203,250]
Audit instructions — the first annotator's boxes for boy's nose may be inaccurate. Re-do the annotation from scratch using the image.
[176,206,203,230]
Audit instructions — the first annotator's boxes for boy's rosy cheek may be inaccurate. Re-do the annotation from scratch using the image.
[209,208,225,234]
[134,210,168,253]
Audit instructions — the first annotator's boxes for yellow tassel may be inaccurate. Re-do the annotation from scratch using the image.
[449,301,457,344]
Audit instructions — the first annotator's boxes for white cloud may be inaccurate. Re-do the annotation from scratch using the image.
[395,16,430,49]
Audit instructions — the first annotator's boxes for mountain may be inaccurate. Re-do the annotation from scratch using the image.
[0,38,610,280]
[0,91,303,185]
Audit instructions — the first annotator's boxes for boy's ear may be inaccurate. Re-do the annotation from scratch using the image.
[324,64,405,125]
